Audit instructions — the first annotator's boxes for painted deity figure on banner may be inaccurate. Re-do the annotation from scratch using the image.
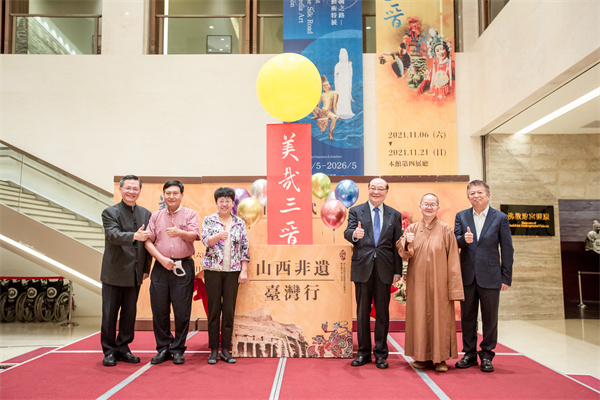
[418,30,455,102]
[334,48,355,120]
[311,75,339,141]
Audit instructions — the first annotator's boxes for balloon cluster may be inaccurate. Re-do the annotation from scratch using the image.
[233,179,267,228]
[312,174,359,230]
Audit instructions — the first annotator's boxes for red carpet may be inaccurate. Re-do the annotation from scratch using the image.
[0,332,598,400]
[1,347,58,364]
[569,375,600,391]
[279,355,439,399]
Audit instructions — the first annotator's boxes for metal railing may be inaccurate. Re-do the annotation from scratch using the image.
[0,141,112,225]
[9,14,102,54]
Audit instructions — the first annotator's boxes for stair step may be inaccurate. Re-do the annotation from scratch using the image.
[70,232,105,241]
[59,225,105,234]
[37,216,92,226]
[0,192,52,207]
[23,209,78,220]
[1,200,63,213]
[0,189,38,201]
[74,239,105,247]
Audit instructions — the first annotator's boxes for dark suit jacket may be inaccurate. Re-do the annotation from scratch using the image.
[343,201,404,285]
[101,201,152,287]
[454,207,514,289]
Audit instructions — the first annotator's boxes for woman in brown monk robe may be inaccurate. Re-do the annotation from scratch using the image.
[397,193,464,372]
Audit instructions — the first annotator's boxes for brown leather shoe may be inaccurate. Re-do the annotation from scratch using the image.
[435,361,448,372]
[411,360,432,369]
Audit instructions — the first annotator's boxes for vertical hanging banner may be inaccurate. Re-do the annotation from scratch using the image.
[283,0,364,176]
[376,0,457,175]
[267,123,313,245]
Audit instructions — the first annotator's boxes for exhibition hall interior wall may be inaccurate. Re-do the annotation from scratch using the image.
[1,0,599,318]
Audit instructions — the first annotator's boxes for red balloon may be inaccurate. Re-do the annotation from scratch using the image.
[320,199,347,230]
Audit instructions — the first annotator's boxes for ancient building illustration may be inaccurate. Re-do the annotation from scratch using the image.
[232,308,309,357]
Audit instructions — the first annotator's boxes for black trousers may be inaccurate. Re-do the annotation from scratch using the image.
[100,282,141,356]
[354,259,391,359]
[149,258,195,355]
[461,282,501,361]
[204,269,240,350]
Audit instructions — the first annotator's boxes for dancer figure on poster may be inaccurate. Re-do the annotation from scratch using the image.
[311,75,339,141]
[397,193,464,373]
[418,30,454,102]
[381,43,412,78]
[334,48,355,120]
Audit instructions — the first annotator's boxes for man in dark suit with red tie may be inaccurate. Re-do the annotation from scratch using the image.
[344,178,403,369]
[454,180,513,373]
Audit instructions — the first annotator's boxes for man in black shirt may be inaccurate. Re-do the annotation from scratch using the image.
[100,175,152,366]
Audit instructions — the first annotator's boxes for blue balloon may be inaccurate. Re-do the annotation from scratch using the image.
[334,179,359,208]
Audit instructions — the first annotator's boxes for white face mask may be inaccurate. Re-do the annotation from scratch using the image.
[173,260,186,277]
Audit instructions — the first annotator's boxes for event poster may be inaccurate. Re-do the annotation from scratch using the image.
[376,0,457,175]
[283,0,364,176]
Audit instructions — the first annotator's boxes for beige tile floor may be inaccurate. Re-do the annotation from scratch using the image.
[1,317,599,379]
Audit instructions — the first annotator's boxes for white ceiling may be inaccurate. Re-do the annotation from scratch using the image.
[490,63,600,135]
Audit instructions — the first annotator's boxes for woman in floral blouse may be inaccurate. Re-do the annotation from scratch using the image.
[201,187,249,365]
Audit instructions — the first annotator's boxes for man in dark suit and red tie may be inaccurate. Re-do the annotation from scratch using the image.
[344,178,403,369]
[454,180,514,373]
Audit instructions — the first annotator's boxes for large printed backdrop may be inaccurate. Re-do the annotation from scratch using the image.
[114,179,469,322]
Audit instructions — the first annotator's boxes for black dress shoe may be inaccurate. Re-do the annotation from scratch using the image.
[173,353,185,365]
[102,354,116,367]
[351,355,372,367]
[116,352,140,363]
[455,354,478,369]
[480,358,494,373]
[375,358,389,369]
[150,349,172,365]
[220,349,236,364]
[208,349,219,365]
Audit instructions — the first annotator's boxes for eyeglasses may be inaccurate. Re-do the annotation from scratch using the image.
[369,186,388,192]
[122,186,140,193]
[217,199,233,205]
[421,203,439,209]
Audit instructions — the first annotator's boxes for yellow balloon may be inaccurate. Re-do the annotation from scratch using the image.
[237,197,263,228]
[256,53,322,122]
[312,173,331,199]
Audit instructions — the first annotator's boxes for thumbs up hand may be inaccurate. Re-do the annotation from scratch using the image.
[465,226,474,243]
[166,222,180,238]
[354,221,364,240]
[133,224,149,241]
[218,225,229,241]
[405,226,415,243]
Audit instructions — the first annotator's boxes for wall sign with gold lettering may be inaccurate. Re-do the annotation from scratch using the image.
[500,205,555,236]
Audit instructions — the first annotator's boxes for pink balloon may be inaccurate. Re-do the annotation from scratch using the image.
[320,199,347,230]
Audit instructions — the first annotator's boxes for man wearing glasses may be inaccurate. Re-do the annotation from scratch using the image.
[144,180,200,365]
[454,180,513,373]
[344,178,403,369]
[100,175,152,367]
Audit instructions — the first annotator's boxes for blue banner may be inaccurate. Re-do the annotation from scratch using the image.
[284,0,364,176]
